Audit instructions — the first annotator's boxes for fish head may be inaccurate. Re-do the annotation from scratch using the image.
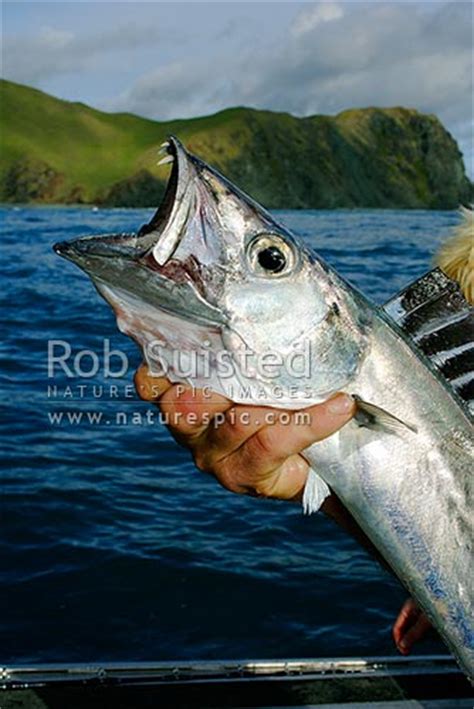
[54,137,370,406]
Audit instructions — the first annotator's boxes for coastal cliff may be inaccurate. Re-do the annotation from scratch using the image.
[1,79,471,209]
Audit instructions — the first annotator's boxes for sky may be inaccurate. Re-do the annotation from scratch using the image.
[2,1,473,176]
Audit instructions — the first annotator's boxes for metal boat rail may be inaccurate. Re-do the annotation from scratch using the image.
[1,655,472,708]
[0,654,465,688]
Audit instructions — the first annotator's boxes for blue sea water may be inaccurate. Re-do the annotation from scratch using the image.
[0,206,460,664]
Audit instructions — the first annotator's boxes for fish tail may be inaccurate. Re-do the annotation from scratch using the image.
[435,205,474,304]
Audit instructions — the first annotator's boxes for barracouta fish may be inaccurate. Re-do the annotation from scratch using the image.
[54,137,474,679]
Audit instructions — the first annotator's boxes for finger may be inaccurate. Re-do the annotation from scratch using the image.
[227,393,355,477]
[392,598,419,647]
[199,404,285,467]
[214,393,354,465]
[253,453,310,500]
[215,452,310,500]
[134,363,171,401]
[134,364,232,437]
[392,598,423,654]
[209,394,354,496]
[159,384,232,439]
[397,614,432,655]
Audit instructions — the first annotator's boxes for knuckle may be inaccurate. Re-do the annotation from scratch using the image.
[225,480,249,496]
[160,390,189,423]
[214,460,246,495]
[209,410,246,449]
[221,478,243,495]
[250,479,273,498]
[158,396,176,419]
[283,454,308,478]
[134,368,169,402]
[171,399,191,419]
[193,449,210,473]
[253,426,278,459]
[224,407,247,436]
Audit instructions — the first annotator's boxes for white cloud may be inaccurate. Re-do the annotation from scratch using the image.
[116,1,472,174]
[291,2,344,37]
[2,22,168,84]
[2,1,472,174]
[38,27,74,50]
[110,62,218,121]
[113,3,472,127]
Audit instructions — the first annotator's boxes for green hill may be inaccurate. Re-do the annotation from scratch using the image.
[0,79,471,209]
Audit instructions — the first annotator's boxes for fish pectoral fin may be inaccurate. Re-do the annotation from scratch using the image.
[302,467,331,515]
[352,395,418,435]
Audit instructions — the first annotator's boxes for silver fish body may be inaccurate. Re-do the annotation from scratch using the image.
[305,312,473,677]
[54,137,474,678]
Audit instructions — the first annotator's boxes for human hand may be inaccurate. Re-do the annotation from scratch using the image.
[393,598,432,655]
[134,363,355,501]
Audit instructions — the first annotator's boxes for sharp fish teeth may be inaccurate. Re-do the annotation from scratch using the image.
[157,154,174,166]
[158,141,170,155]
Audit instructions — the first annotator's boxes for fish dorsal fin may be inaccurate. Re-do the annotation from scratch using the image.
[384,268,473,417]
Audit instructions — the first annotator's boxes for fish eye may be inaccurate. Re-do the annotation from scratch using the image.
[257,246,286,273]
[247,234,296,277]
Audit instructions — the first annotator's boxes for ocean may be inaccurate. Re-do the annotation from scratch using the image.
[0,206,459,664]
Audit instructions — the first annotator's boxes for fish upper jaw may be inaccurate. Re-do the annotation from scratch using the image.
[52,134,288,285]
[52,136,232,328]
[53,136,194,268]
[139,135,196,265]
[52,134,264,314]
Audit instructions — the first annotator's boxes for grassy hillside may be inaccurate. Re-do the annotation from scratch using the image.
[0,79,471,209]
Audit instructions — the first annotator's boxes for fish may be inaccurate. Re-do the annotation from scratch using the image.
[54,137,474,679]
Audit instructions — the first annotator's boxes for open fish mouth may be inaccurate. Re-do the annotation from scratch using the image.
[53,136,192,267]
[53,137,231,326]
